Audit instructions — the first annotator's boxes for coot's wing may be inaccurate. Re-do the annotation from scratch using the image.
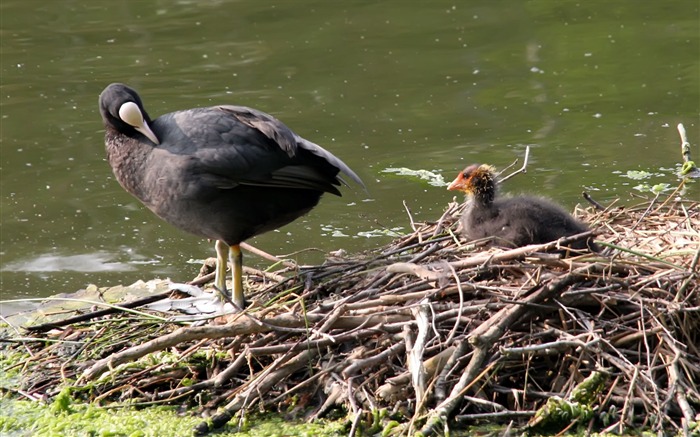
[159,105,362,194]
[227,105,364,191]
[294,136,365,189]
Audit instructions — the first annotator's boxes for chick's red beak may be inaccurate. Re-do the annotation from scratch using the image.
[447,173,467,192]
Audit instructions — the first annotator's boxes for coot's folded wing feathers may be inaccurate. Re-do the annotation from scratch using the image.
[167,105,363,194]
[218,105,298,156]
[238,166,342,195]
[294,136,365,189]
[222,105,364,190]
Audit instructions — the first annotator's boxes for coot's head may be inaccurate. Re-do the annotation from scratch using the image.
[99,83,159,145]
[447,164,497,203]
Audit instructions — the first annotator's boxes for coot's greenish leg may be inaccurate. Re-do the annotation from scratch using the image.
[229,244,245,309]
[214,240,230,301]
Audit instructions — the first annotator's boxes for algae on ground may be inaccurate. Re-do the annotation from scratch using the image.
[0,397,347,437]
[1,345,345,437]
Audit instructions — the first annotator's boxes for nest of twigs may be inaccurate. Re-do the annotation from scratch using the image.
[5,195,700,436]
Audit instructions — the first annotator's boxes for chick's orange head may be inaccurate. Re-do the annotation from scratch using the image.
[447,164,494,194]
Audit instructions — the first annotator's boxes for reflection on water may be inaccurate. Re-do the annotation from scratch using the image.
[0,0,697,300]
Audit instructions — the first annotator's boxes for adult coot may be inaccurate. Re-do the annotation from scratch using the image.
[447,164,596,250]
[99,83,364,310]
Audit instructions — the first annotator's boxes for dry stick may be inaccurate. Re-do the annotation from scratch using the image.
[582,192,607,211]
[81,312,406,380]
[242,265,287,284]
[407,242,443,264]
[241,242,298,269]
[498,145,530,184]
[455,410,536,421]
[387,233,598,282]
[402,200,421,243]
[310,303,348,339]
[678,123,691,162]
[434,341,471,404]
[153,350,249,400]
[376,346,456,401]
[651,180,688,214]
[409,300,431,417]
[461,395,506,411]
[675,247,700,301]
[450,231,597,269]
[677,123,699,176]
[619,366,640,433]
[445,263,465,345]
[249,330,378,357]
[24,290,177,332]
[345,377,363,437]
[432,202,460,237]
[419,265,596,436]
[342,340,406,378]
[500,338,601,356]
[195,348,319,435]
[666,350,695,433]
[386,263,445,282]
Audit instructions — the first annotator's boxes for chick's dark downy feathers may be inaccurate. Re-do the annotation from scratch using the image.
[447,164,595,250]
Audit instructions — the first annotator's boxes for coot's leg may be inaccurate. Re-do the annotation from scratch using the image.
[229,244,246,309]
[214,240,230,301]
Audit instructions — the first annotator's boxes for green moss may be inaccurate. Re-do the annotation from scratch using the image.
[50,387,74,415]
[0,396,348,437]
[0,349,26,385]
[0,339,347,436]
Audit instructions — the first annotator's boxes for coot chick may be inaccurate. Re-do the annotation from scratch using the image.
[447,164,596,250]
[99,83,364,310]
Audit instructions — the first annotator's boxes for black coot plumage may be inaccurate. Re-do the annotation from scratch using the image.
[447,164,595,250]
[99,83,364,309]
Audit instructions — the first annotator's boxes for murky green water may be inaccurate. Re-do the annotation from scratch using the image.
[1,1,698,303]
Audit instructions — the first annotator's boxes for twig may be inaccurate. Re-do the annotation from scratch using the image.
[455,410,536,421]
[403,200,418,234]
[342,340,406,378]
[21,295,172,332]
[677,123,699,177]
[195,349,319,435]
[582,192,606,211]
[241,242,298,269]
[408,300,431,416]
[498,146,530,184]
[82,312,406,380]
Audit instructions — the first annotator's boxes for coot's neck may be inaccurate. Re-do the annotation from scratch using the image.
[104,127,154,201]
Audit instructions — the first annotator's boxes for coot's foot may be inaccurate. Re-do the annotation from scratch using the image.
[144,282,237,321]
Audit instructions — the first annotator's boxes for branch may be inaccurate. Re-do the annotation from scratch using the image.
[498,146,531,184]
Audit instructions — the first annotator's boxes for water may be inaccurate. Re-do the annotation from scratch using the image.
[1,0,698,303]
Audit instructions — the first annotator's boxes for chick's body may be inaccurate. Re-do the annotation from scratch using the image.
[463,194,590,248]
[448,164,594,250]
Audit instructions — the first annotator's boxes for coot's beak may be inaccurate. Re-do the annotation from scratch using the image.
[135,122,160,145]
[119,101,160,145]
